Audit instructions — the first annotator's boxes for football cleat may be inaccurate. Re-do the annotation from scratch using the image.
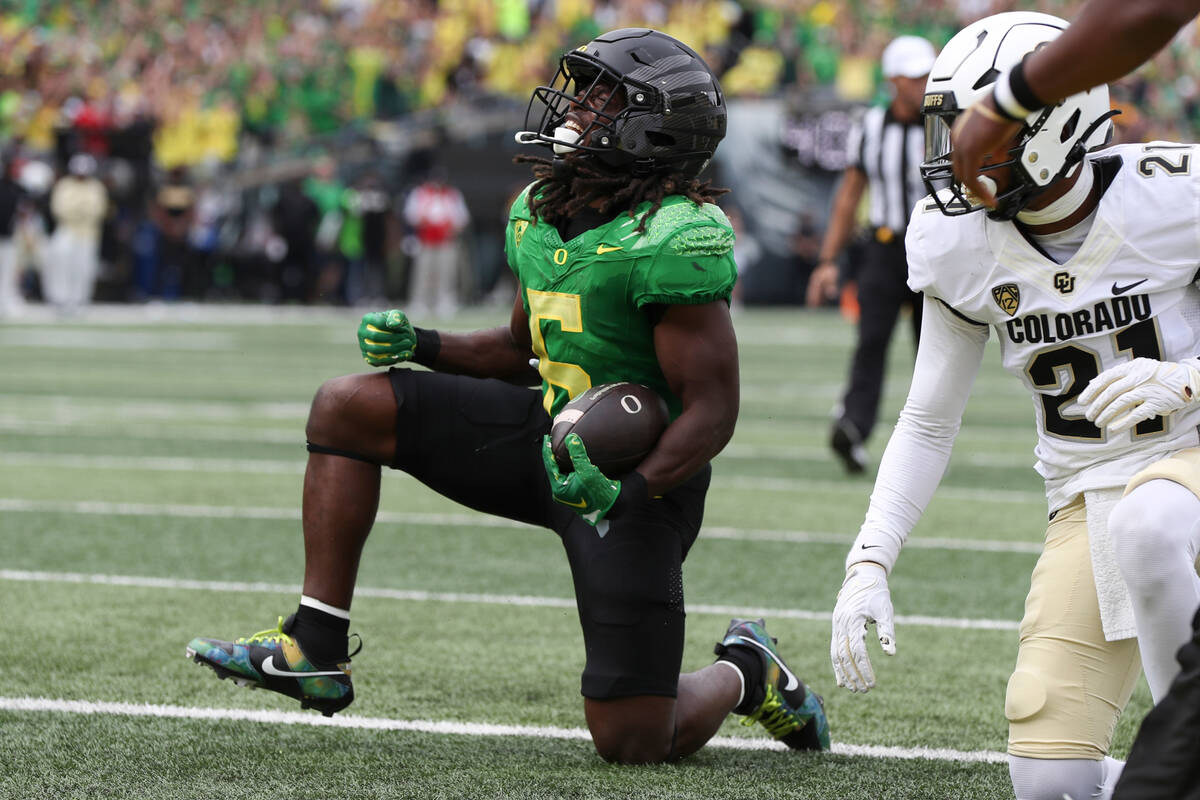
[831,418,867,474]
[186,615,357,717]
[715,618,831,751]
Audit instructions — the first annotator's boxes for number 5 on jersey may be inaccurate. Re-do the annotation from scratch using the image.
[527,289,592,414]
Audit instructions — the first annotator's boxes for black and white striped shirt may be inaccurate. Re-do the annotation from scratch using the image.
[846,105,925,234]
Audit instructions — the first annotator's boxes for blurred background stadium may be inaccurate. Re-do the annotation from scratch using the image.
[0,0,1194,313]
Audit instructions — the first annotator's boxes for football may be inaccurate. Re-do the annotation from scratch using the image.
[550,382,669,477]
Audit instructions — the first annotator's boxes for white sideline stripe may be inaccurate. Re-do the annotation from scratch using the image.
[0,330,236,350]
[0,498,1044,555]
[0,696,1007,763]
[0,423,1037,469]
[0,569,1021,631]
[0,452,1047,504]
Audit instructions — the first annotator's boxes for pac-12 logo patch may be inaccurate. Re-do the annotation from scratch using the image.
[513,220,529,248]
[992,283,1020,316]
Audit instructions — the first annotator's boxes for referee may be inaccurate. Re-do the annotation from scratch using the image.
[806,35,936,473]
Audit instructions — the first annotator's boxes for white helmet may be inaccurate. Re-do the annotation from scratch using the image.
[920,11,1116,220]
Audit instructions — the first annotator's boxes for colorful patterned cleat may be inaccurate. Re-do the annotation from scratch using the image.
[186,615,356,717]
[714,617,831,750]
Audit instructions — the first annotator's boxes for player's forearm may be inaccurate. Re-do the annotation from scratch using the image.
[1022,0,1199,105]
[635,390,738,497]
[422,325,537,381]
[818,172,865,264]
[848,298,988,572]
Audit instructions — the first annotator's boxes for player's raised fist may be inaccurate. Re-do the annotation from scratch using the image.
[358,310,417,367]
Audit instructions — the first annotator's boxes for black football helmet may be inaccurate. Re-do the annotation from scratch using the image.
[515,28,726,178]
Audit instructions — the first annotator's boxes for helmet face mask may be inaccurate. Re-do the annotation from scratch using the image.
[518,28,726,178]
[922,101,1067,221]
[919,12,1114,221]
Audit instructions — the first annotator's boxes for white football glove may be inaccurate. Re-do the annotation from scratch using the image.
[831,561,896,693]
[1071,358,1200,434]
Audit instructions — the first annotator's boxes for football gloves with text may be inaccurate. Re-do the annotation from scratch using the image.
[831,561,896,693]
[358,310,417,367]
[1070,358,1200,434]
[541,433,621,526]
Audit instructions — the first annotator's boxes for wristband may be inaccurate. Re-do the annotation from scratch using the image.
[993,57,1048,121]
[1009,56,1049,113]
[605,471,649,520]
[845,529,901,574]
[412,327,441,368]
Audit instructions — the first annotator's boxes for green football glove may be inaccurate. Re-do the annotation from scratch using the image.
[358,310,417,367]
[542,433,621,526]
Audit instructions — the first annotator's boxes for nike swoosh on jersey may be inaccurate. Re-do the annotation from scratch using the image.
[596,244,623,255]
[734,635,800,691]
[260,655,346,679]
[1112,279,1149,295]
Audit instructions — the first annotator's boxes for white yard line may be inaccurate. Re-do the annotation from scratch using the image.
[0,451,1047,504]
[0,568,1021,631]
[0,696,1008,763]
[0,497,1044,554]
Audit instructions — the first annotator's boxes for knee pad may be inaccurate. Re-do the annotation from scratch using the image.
[1005,670,1047,724]
[1006,639,1138,760]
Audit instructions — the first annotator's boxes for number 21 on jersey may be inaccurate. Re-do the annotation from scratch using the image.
[1029,318,1165,440]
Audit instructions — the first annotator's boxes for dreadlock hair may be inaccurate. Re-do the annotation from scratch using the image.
[513,154,729,233]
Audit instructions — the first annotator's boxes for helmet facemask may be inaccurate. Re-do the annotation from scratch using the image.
[522,50,660,172]
[516,29,726,179]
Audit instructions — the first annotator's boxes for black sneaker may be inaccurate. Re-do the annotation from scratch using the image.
[831,418,867,474]
[714,618,831,750]
[186,615,357,717]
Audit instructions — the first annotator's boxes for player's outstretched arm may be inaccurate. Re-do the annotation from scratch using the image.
[828,296,989,692]
[357,292,539,383]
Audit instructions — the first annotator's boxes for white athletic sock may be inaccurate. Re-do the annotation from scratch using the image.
[714,659,746,708]
[299,594,351,620]
[1010,755,1113,800]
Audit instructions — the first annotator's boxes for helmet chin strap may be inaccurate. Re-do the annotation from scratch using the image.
[1015,161,1093,226]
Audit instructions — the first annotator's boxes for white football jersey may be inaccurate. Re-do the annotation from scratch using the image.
[907,142,1200,511]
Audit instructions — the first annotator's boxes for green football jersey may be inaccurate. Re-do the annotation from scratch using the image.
[505,185,737,419]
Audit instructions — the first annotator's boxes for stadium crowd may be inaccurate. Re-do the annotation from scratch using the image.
[0,0,1197,309]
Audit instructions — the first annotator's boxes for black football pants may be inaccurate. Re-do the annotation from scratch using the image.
[385,367,710,700]
[838,236,922,442]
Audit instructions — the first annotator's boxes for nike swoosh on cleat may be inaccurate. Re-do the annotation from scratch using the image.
[260,655,346,679]
[1112,279,1148,295]
[735,635,799,691]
